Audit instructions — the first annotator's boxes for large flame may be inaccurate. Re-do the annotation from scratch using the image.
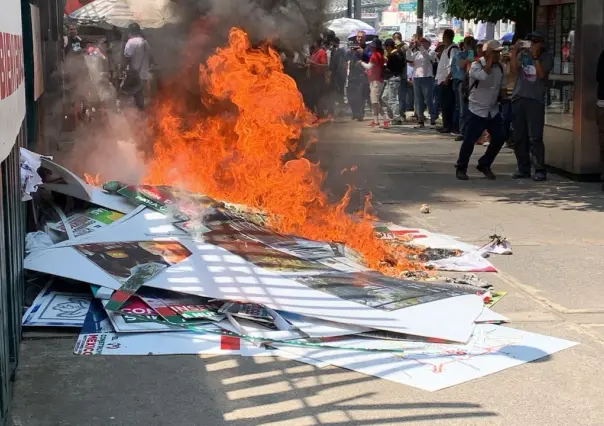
[145,28,418,274]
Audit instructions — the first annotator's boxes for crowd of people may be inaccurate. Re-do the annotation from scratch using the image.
[286,28,553,182]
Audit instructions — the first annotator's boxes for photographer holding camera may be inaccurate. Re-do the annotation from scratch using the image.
[510,31,554,181]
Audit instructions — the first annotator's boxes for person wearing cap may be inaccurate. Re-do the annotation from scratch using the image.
[510,31,554,181]
[383,39,404,125]
[359,39,388,127]
[407,37,438,128]
[455,40,507,181]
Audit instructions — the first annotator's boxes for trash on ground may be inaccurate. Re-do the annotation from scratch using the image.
[21,154,576,392]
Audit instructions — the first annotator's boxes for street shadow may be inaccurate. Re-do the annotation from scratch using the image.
[316,122,604,214]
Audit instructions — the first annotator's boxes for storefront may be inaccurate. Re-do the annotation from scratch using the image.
[536,0,602,177]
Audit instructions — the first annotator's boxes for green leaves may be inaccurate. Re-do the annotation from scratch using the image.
[444,0,532,22]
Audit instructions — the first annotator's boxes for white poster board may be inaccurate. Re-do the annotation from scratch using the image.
[0,0,26,162]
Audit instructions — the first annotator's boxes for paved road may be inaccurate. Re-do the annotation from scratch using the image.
[12,120,604,426]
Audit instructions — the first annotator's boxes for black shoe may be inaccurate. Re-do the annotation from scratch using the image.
[533,171,547,181]
[512,171,531,179]
[430,121,437,127]
[477,164,496,180]
[415,122,425,129]
[456,168,469,180]
[438,128,452,133]
[455,135,464,141]
[391,119,404,125]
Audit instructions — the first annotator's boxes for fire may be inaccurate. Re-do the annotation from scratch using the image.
[84,173,101,187]
[145,28,420,274]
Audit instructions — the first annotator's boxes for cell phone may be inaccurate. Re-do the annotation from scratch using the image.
[467,50,475,60]
[519,40,532,49]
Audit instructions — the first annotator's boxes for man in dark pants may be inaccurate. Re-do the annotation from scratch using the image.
[597,48,604,191]
[435,29,460,134]
[510,32,554,181]
[455,41,507,181]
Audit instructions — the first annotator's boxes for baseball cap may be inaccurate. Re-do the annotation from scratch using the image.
[484,40,504,51]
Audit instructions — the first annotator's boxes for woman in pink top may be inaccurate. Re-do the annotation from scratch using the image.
[360,39,389,128]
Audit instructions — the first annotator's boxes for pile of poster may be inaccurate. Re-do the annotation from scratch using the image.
[22,157,577,392]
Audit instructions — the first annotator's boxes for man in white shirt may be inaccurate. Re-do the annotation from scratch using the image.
[123,23,151,110]
[455,40,507,181]
[435,29,460,133]
[407,37,437,128]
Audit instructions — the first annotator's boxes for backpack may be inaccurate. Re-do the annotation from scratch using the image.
[462,61,503,101]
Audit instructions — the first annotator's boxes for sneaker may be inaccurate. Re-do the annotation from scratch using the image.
[415,122,426,129]
[512,171,531,179]
[455,135,464,142]
[391,119,404,125]
[368,121,379,127]
[533,171,547,181]
[476,164,496,180]
[450,132,461,137]
[382,120,391,129]
[456,168,469,181]
[438,128,452,133]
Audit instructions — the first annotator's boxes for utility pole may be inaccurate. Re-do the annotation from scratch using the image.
[416,0,424,37]
[347,0,353,18]
[354,0,362,20]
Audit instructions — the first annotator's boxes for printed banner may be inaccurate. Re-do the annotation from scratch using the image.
[0,0,26,162]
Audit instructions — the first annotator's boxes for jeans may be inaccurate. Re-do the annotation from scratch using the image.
[398,80,407,114]
[458,82,469,135]
[433,80,441,118]
[134,87,145,111]
[347,80,366,119]
[382,77,401,121]
[439,81,456,131]
[413,77,436,124]
[501,101,513,143]
[597,108,604,178]
[512,98,546,174]
[452,79,461,133]
[456,112,505,170]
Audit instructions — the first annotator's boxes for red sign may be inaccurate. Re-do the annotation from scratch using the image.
[0,32,24,101]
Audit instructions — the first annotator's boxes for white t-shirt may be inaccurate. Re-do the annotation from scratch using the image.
[407,49,437,78]
[435,44,460,84]
[124,36,151,80]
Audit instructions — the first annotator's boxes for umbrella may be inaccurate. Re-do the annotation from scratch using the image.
[69,0,177,29]
[326,18,375,40]
[501,32,514,42]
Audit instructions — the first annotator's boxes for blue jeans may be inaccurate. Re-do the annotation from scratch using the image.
[452,79,462,133]
[456,112,505,170]
[501,101,513,143]
[413,77,436,124]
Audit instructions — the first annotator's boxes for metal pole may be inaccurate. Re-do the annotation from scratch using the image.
[354,0,362,20]
[416,0,424,37]
[347,0,353,18]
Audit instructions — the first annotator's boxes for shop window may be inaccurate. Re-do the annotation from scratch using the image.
[536,1,576,130]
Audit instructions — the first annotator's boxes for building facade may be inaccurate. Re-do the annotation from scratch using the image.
[537,0,602,177]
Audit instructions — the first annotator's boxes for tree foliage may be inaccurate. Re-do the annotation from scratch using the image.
[444,0,532,23]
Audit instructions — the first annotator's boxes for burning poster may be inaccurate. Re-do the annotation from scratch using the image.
[22,282,92,327]
[296,272,477,312]
[73,241,192,311]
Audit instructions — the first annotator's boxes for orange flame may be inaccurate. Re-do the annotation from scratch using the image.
[84,173,101,187]
[144,28,419,274]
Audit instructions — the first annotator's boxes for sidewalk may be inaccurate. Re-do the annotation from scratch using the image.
[11,120,604,426]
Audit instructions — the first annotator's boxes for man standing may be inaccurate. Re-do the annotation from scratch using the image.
[453,36,477,141]
[510,32,554,181]
[123,23,151,111]
[596,47,604,191]
[383,39,404,125]
[435,29,460,134]
[455,41,507,181]
[360,39,388,128]
[407,37,437,128]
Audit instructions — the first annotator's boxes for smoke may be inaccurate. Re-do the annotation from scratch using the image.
[55,0,329,183]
